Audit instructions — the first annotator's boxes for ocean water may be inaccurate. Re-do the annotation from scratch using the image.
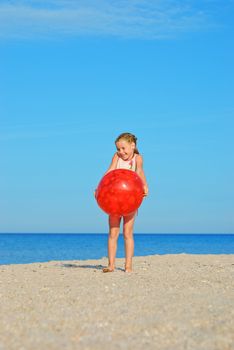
[0,234,233,265]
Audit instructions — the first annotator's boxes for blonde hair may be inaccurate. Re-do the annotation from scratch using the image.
[115,132,140,154]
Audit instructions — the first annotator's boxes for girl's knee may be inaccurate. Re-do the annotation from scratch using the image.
[109,228,120,240]
[123,231,133,240]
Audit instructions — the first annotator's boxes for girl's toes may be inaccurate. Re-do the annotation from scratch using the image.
[103,267,114,273]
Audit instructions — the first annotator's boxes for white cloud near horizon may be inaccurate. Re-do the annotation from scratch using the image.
[0,0,218,40]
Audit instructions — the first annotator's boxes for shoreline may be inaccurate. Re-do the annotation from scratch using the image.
[0,254,233,349]
[2,250,234,267]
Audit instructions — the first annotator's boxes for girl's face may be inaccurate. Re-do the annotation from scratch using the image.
[115,139,135,160]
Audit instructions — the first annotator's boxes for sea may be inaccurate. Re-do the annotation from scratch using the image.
[0,233,233,265]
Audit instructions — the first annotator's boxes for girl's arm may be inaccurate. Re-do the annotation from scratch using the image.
[136,155,149,196]
[94,153,118,197]
[104,153,118,174]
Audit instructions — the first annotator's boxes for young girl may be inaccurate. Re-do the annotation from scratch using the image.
[97,132,148,273]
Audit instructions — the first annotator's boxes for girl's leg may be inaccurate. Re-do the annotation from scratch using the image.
[123,213,135,272]
[103,215,121,272]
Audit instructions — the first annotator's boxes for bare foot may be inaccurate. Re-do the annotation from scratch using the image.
[102,267,114,273]
[124,266,133,273]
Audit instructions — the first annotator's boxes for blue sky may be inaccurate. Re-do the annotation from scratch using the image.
[0,0,234,233]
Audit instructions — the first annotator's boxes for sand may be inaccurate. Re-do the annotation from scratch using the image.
[0,254,233,350]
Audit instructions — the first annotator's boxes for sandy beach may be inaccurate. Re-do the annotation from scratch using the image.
[0,254,233,350]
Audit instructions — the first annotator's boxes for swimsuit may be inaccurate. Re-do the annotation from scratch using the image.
[116,154,137,171]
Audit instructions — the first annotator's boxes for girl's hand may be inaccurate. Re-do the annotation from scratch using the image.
[143,185,149,197]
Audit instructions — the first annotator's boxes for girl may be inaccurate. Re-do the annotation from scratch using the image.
[97,132,148,273]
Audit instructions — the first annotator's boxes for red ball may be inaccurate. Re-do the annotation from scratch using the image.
[96,169,144,216]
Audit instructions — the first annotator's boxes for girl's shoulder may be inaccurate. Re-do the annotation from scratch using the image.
[106,153,119,173]
[135,153,143,160]
[111,152,119,165]
[135,153,143,165]
[113,152,119,160]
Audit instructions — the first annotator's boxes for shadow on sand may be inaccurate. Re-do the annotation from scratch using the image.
[60,263,124,272]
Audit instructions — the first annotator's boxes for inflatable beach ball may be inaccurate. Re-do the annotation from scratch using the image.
[96,169,144,216]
